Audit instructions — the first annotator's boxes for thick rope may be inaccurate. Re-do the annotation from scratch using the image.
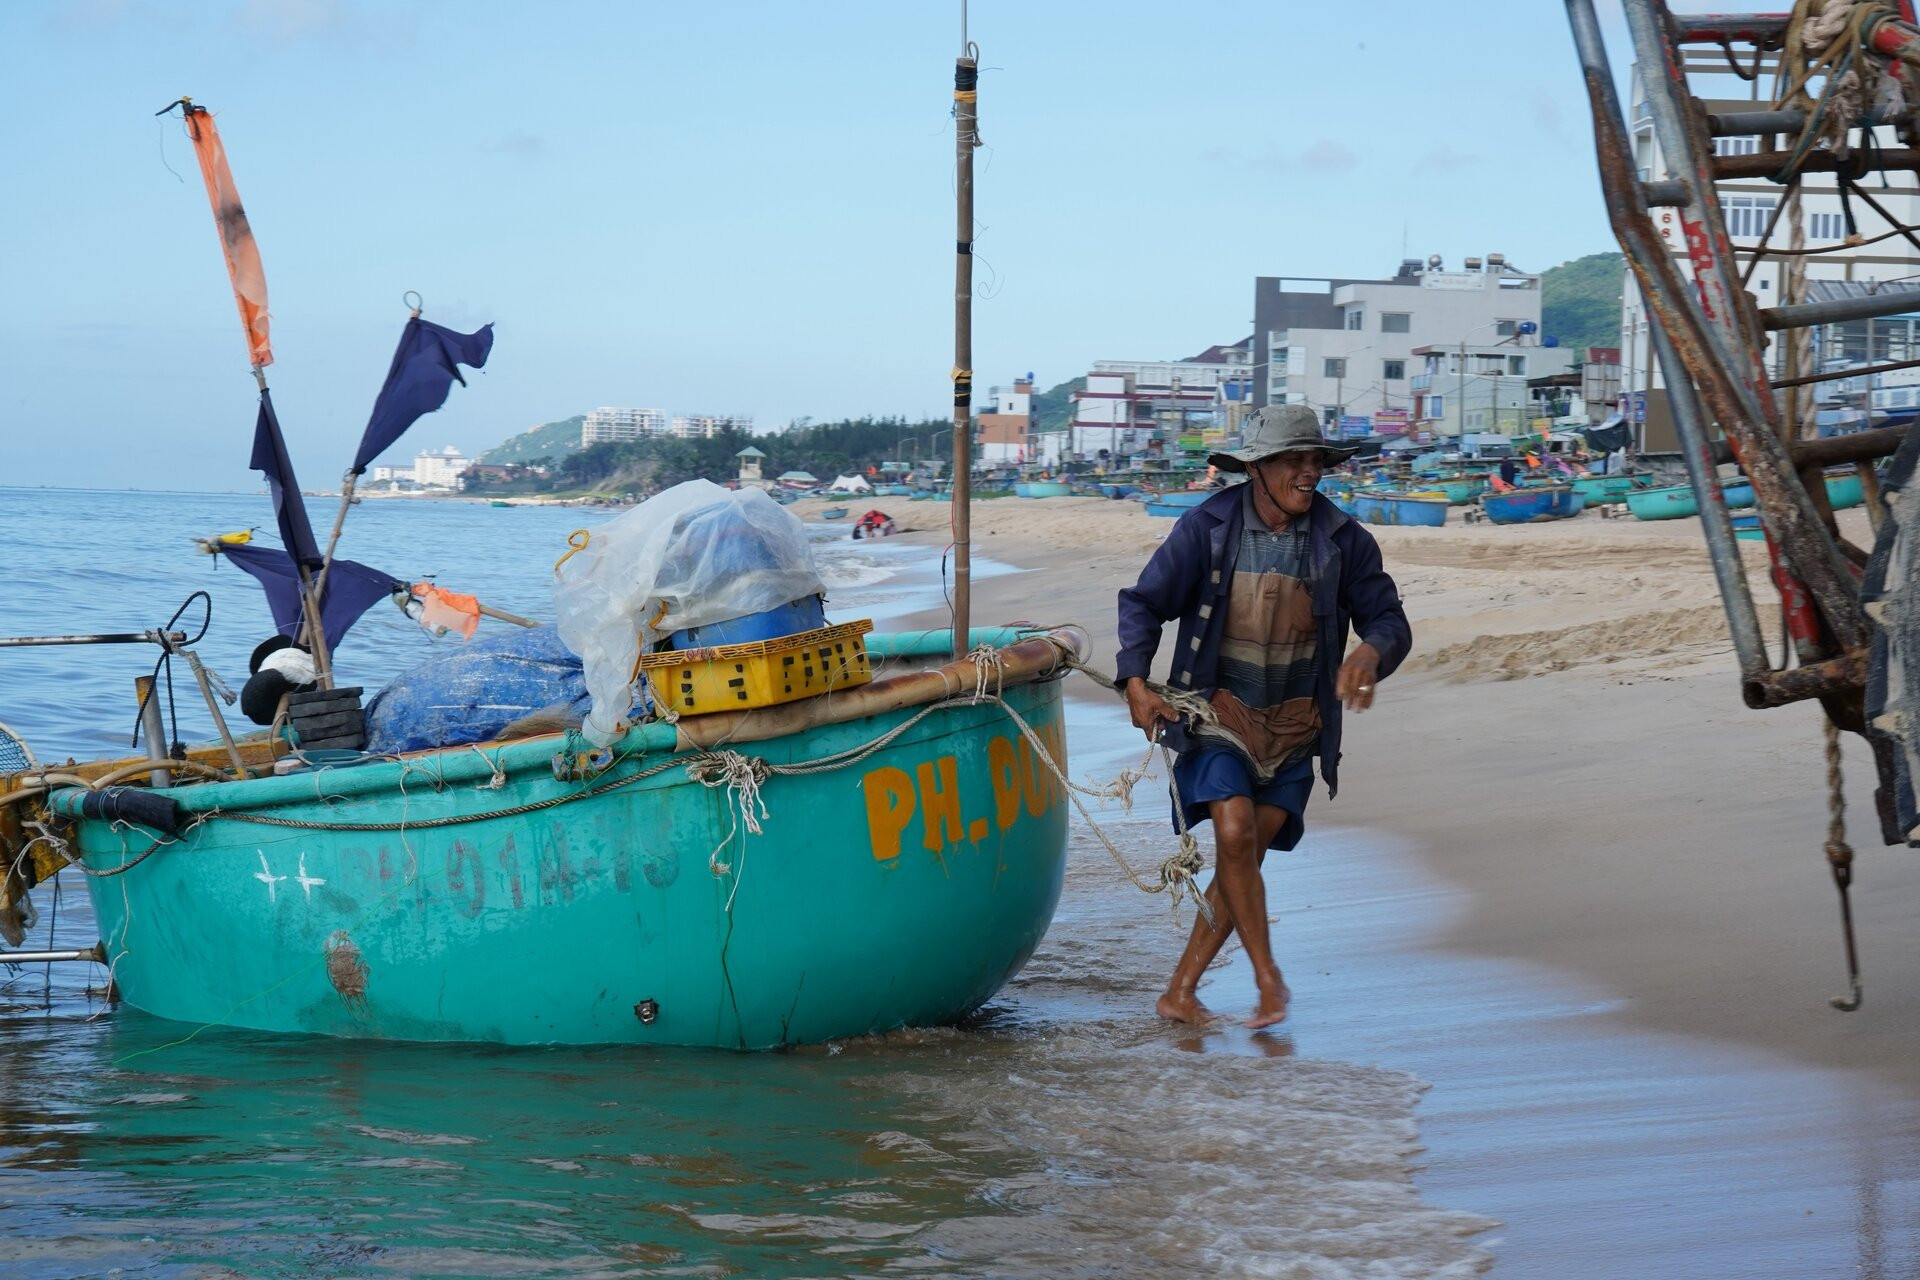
[1823,718,1864,1010]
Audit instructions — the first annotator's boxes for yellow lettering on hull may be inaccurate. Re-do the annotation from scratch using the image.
[861,727,1066,860]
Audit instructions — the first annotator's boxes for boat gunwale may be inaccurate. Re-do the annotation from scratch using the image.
[49,630,1081,821]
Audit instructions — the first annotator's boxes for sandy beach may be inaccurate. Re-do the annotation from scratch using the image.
[873,491,1920,1275]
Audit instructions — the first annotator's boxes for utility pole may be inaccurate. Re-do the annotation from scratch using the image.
[951,40,979,656]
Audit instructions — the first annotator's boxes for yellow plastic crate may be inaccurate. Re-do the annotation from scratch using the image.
[637,619,875,716]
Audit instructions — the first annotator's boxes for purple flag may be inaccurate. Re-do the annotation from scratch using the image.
[352,316,495,475]
[219,542,400,649]
[249,387,323,568]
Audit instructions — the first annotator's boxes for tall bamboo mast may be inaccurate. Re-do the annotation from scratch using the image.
[951,36,979,658]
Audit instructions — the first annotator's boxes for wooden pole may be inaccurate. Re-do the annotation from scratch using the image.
[255,364,335,689]
[952,46,979,659]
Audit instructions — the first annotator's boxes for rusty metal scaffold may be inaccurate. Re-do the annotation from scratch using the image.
[1566,0,1920,846]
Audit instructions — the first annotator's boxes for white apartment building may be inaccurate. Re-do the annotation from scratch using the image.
[668,413,753,440]
[582,406,667,445]
[1620,59,1920,448]
[1410,341,1578,435]
[412,445,470,489]
[1067,355,1234,461]
[1252,256,1546,437]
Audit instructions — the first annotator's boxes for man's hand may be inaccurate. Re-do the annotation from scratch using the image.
[1125,677,1180,741]
[1336,643,1382,712]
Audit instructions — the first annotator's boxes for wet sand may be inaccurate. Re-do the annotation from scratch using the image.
[892,493,1920,1276]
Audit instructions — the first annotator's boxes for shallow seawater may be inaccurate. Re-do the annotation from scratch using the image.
[0,488,1494,1278]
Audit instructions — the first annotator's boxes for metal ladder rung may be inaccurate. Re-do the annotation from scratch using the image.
[1671,14,1791,46]
[1762,289,1920,332]
[1714,149,1920,181]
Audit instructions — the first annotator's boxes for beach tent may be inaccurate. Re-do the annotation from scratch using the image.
[828,474,873,494]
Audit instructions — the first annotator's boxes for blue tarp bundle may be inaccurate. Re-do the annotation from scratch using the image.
[365,625,639,755]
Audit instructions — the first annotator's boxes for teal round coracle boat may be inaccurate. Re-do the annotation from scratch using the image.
[1569,473,1649,506]
[1626,484,1699,520]
[1629,471,1859,521]
[46,629,1077,1050]
[1013,480,1072,498]
[1826,470,1864,510]
[1431,475,1489,505]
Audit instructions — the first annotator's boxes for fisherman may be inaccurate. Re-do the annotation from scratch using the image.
[1116,404,1411,1028]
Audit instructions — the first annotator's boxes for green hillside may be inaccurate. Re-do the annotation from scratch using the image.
[1030,377,1083,434]
[478,415,586,466]
[1540,252,1625,355]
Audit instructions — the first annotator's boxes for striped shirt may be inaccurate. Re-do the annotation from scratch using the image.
[1194,486,1320,779]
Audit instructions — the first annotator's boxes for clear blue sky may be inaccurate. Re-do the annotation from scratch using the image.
[1,1,1661,490]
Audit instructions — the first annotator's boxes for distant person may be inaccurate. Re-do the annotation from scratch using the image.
[1499,456,1519,487]
[1115,404,1412,1029]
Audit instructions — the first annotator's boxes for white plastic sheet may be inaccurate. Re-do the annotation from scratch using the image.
[553,481,825,745]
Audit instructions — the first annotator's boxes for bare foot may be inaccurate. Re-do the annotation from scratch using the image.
[1245,981,1291,1029]
[1156,987,1216,1024]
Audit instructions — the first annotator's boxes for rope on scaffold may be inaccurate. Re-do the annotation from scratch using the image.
[1822,718,1864,1011]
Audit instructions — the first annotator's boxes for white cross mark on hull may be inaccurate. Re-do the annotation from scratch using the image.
[255,850,285,902]
[296,853,326,899]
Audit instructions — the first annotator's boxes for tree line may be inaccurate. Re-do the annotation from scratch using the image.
[468,415,960,496]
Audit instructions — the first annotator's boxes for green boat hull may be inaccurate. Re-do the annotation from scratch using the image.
[56,677,1069,1049]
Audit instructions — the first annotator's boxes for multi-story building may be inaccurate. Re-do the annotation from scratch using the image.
[582,406,667,445]
[412,445,470,489]
[1619,59,1920,448]
[1409,339,1577,435]
[1252,255,1545,435]
[977,377,1033,464]
[669,413,753,440]
[1065,351,1239,464]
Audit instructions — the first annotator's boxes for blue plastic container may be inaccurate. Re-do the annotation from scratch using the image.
[668,594,827,650]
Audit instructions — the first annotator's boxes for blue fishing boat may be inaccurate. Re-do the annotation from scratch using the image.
[1141,488,1213,514]
[1013,480,1072,498]
[1720,478,1755,508]
[1353,491,1448,527]
[1481,486,1586,524]
[1731,513,1766,541]
[820,506,849,520]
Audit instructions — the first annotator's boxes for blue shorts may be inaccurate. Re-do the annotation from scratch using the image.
[1171,748,1317,849]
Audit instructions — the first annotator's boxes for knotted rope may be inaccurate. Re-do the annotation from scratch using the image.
[1822,719,1864,1010]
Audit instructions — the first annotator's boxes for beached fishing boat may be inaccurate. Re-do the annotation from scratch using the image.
[1431,475,1489,505]
[1353,491,1448,527]
[1481,486,1586,524]
[23,628,1078,1049]
[1625,483,1699,521]
[0,77,1085,1053]
[1141,488,1212,513]
[1013,480,1072,498]
[820,506,849,520]
[1826,470,1865,510]
[1569,473,1647,505]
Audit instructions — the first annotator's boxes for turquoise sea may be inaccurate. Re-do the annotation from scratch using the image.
[0,488,1498,1278]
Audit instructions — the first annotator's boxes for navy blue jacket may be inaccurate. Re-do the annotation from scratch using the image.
[1116,487,1411,827]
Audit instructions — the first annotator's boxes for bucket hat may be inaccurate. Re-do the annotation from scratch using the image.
[1209,404,1358,473]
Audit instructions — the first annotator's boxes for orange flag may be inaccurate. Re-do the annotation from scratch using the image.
[182,103,272,368]
[412,583,482,641]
